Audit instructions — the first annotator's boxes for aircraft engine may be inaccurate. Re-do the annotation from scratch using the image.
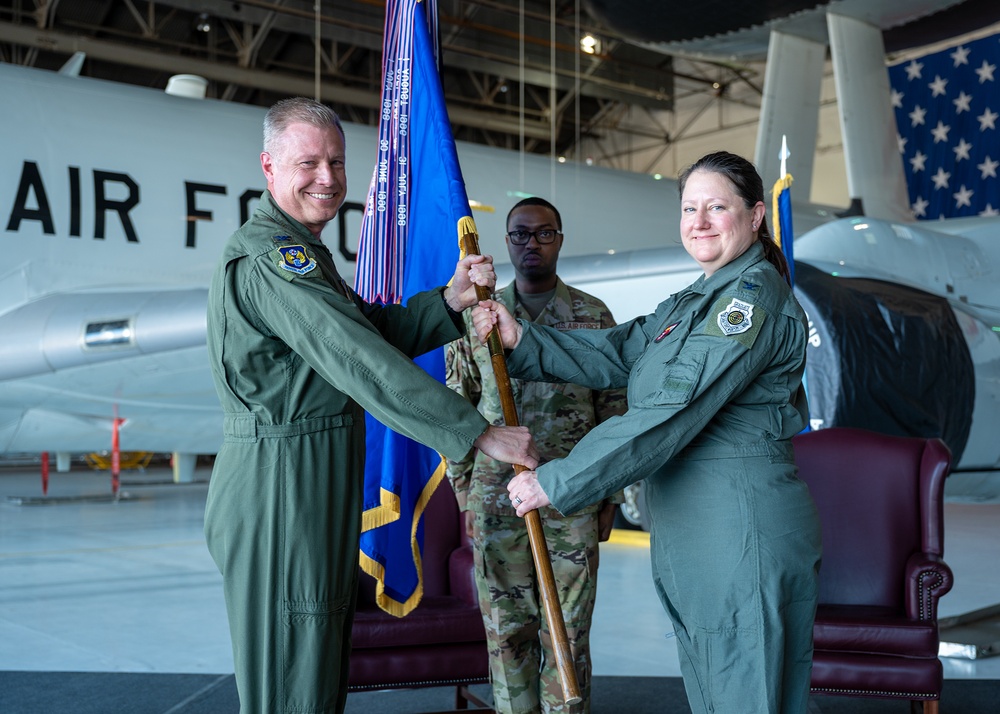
[795,262,976,466]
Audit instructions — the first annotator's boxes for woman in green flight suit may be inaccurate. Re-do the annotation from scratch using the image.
[483,151,822,714]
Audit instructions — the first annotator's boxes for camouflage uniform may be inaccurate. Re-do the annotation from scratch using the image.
[446,278,626,714]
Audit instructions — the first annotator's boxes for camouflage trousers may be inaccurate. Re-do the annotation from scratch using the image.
[471,510,600,714]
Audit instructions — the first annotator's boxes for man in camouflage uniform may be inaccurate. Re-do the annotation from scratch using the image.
[446,197,627,714]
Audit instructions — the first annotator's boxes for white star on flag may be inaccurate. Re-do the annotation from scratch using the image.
[889,33,999,219]
[929,75,948,97]
[975,60,996,84]
[978,107,998,131]
[981,203,1000,216]
[978,156,999,179]
[953,185,974,208]
[931,121,951,143]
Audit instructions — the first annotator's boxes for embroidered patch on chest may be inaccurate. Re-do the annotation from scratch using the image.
[654,321,680,342]
[276,245,317,275]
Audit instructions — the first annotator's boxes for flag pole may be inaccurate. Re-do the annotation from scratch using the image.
[779,134,789,178]
[459,220,583,707]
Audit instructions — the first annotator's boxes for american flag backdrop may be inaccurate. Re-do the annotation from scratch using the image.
[888,33,999,220]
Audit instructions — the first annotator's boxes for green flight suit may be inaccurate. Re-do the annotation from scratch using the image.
[205,191,489,714]
[506,241,822,714]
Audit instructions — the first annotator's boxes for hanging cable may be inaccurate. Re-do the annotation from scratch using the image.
[519,0,526,190]
[314,1,321,100]
[575,0,582,194]
[550,0,556,197]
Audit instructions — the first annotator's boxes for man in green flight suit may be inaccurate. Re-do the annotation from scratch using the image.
[205,97,538,714]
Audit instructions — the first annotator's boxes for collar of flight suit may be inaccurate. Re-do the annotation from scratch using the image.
[245,190,350,296]
[688,239,767,296]
[253,190,331,251]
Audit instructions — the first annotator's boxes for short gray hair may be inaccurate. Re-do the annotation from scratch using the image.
[263,97,344,155]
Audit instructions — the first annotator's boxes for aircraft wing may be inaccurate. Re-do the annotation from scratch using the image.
[0,289,221,454]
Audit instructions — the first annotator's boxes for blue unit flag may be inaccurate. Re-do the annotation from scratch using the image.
[354,0,478,616]
[771,173,796,287]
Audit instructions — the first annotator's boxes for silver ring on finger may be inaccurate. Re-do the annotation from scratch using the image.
[513,496,523,506]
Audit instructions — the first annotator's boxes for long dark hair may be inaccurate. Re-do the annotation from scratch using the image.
[678,151,791,284]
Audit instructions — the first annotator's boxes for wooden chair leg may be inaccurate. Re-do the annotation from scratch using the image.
[456,684,493,712]
[914,699,939,714]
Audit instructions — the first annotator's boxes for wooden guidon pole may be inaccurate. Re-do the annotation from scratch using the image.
[459,223,582,706]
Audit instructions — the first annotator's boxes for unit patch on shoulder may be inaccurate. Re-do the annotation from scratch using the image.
[704,296,766,348]
[276,245,317,276]
[718,298,754,335]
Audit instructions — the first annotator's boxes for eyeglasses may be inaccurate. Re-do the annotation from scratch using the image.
[506,229,562,245]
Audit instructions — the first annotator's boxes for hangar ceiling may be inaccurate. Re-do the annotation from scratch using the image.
[0,0,756,162]
[2,1,994,173]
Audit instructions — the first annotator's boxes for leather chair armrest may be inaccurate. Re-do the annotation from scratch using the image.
[905,552,954,621]
[449,545,479,605]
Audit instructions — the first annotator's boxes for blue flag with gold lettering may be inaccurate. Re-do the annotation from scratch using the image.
[355,0,476,616]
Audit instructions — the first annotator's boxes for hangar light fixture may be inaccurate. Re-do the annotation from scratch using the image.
[580,34,601,55]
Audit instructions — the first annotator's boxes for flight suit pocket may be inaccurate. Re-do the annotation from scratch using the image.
[283,596,351,712]
[636,349,707,407]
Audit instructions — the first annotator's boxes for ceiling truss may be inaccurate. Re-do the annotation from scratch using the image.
[0,0,763,166]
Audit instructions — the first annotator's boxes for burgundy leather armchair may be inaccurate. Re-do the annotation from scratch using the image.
[348,482,491,711]
[793,427,953,714]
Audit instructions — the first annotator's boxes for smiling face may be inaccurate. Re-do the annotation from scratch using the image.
[261,121,347,237]
[680,169,766,277]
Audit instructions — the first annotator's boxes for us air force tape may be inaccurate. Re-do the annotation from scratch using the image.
[705,296,765,348]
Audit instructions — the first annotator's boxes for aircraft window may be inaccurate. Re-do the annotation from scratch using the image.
[83,320,134,349]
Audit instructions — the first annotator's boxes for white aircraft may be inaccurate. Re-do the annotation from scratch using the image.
[0,57,726,480]
[1,5,997,486]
